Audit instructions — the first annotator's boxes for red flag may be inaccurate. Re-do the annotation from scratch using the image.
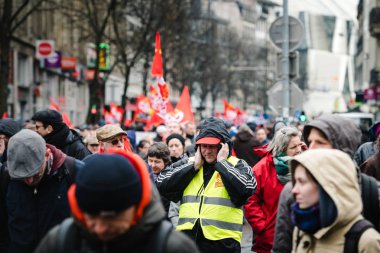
[103,109,115,124]
[1,112,8,119]
[157,77,169,102]
[49,97,73,128]
[149,85,160,111]
[62,112,74,128]
[224,99,238,120]
[145,101,174,131]
[124,118,132,127]
[49,97,61,111]
[145,111,165,131]
[151,32,163,77]
[174,85,194,123]
[133,95,151,123]
[110,103,124,124]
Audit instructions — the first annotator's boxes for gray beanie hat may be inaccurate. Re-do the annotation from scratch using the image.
[7,129,46,179]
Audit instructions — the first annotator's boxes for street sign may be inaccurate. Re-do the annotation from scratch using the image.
[269,16,304,52]
[36,40,55,59]
[267,81,304,115]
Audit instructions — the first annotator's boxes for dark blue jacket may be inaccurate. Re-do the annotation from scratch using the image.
[6,158,83,253]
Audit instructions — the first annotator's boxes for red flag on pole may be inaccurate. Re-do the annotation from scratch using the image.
[133,95,151,123]
[144,111,165,131]
[49,97,61,111]
[151,32,163,77]
[174,85,194,123]
[49,97,73,128]
[157,77,169,102]
[224,99,238,120]
[62,112,74,128]
[103,108,115,124]
[110,103,124,124]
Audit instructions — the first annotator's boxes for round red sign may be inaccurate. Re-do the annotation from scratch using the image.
[38,42,53,57]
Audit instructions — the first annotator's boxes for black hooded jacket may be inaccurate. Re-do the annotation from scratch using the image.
[44,125,90,160]
[195,117,233,155]
[157,117,256,206]
[156,117,256,252]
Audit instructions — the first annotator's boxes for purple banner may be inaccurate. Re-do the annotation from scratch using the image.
[45,51,61,68]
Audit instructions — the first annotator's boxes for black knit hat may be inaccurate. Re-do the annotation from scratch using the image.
[0,118,21,137]
[166,133,185,147]
[75,154,142,215]
[31,109,64,130]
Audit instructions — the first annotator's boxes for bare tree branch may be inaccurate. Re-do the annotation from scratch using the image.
[11,0,45,33]
[10,0,29,23]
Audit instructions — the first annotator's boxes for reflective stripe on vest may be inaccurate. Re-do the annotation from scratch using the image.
[177,156,243,242]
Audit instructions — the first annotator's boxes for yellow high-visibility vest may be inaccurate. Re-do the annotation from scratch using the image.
[177,156,243,242]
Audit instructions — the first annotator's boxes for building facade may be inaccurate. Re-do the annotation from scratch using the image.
[355,0,380,116]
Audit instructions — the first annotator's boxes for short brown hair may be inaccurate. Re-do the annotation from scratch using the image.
[147,142,171,166]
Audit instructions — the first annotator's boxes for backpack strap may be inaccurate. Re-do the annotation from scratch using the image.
[361,174,379,230]
[63,156,76,185]
[344,219,374,253]
[144,220,173,253]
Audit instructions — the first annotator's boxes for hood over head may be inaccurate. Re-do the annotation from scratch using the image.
[195,117,232,155]
[290,149,361,237]
[303,114,361,157]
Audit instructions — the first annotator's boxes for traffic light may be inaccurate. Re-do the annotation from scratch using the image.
[98,43,110,71]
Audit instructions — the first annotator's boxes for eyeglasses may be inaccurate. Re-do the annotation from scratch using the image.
[107,137,124,146]
[89,144,99,147]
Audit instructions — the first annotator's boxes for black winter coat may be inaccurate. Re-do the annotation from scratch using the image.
[6,158,83,253]
[44,125,90,160]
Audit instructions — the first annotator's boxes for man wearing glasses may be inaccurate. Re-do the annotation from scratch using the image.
[96,124,132,153]
[4,129,84,253]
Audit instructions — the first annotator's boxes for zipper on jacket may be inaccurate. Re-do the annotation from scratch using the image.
[34,188,37,195]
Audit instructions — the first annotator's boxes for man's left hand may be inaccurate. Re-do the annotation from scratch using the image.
[217,143,229,162]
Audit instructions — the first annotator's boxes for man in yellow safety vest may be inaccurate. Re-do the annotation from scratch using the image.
[157,117,257,253]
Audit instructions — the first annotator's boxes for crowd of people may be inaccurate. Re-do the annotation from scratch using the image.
[1,109,380,253]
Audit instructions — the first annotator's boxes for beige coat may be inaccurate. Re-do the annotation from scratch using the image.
[289,149,380,253]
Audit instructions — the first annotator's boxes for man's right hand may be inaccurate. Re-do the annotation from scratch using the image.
[194,148,203,171]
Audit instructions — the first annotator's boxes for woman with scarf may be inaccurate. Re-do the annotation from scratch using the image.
[289,149,380,252]
[244,126,305,253]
